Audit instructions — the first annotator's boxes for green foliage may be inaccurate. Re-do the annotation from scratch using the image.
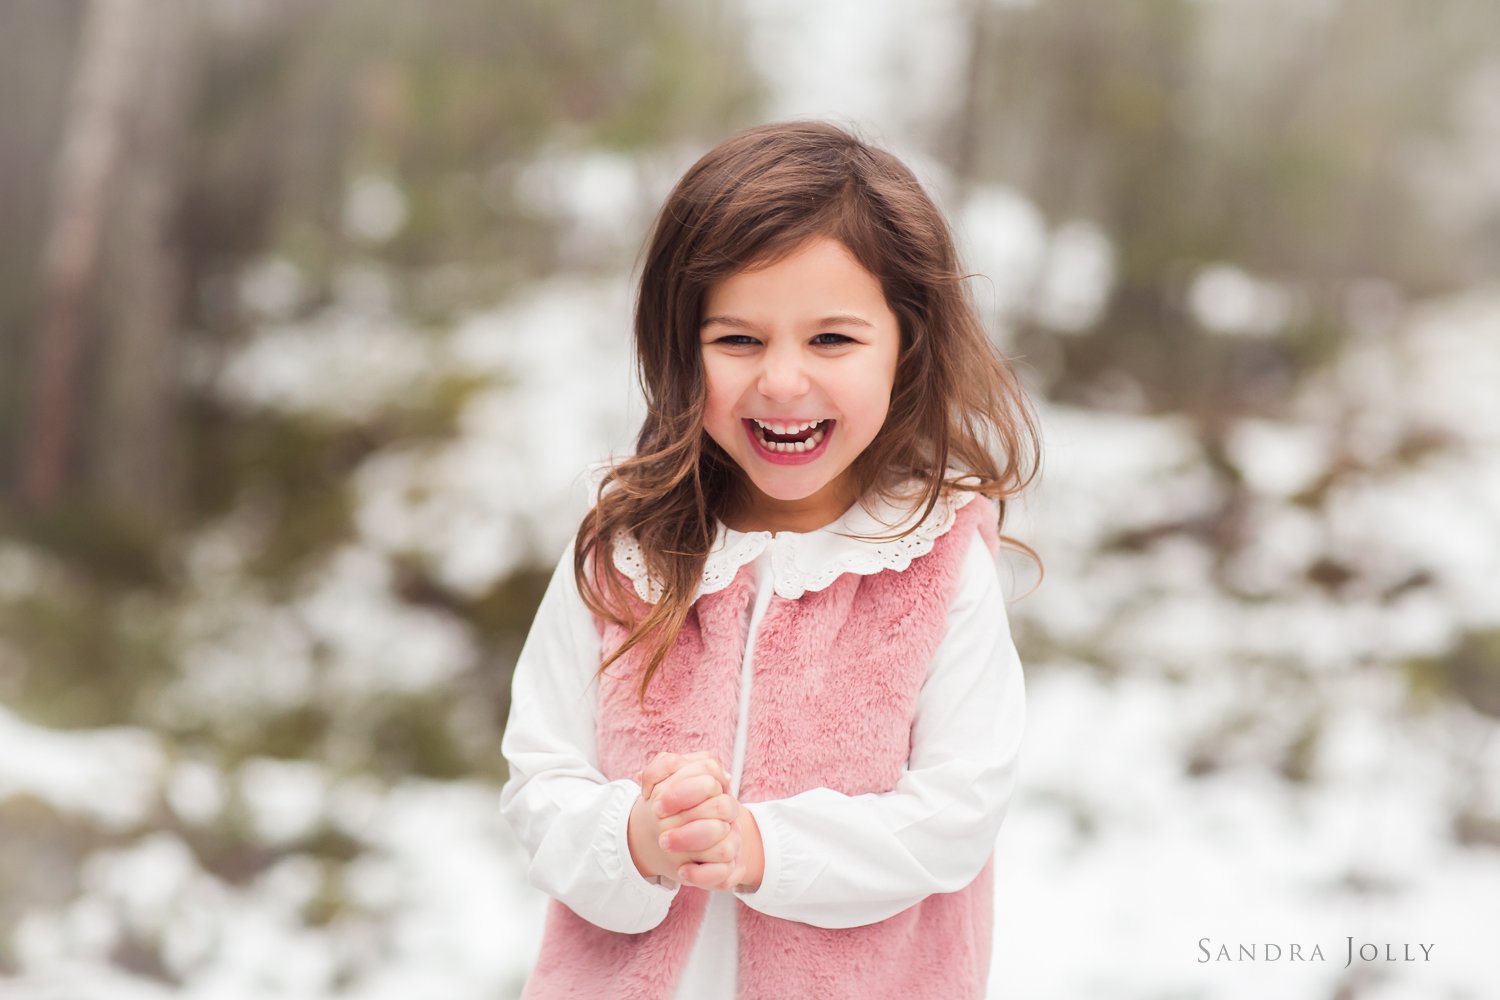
[0,579,176,729]
[1404,630,1500,719]
[1277,712,1322,785]
[220,412,366,586]
[442,563,552,646]
[4,498,169,591]
[251,705,336,762]
[368,692,476,781]
[299,861,352,928]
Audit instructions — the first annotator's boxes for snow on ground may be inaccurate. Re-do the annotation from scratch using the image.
[995,651,1500,1000]
[0,704,165,832]
[6,762,539,998]
[4,0,1499,992]
[981,289,1500,999]
[4,277,1497,998]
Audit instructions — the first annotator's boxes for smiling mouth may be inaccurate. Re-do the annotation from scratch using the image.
[744,418,832,454]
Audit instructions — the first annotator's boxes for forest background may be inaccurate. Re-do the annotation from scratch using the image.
[1,1,1498,997]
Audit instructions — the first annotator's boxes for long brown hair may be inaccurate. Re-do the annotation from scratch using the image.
[574,120,1042,706]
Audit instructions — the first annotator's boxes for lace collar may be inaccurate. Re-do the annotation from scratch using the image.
[602,469,983,604]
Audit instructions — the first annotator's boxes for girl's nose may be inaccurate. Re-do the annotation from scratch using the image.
[756,347,810,401]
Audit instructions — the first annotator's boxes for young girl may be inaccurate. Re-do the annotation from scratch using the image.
[500,120,1039,1000]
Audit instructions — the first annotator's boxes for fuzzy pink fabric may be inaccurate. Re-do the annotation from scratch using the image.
[524,496,1001,999]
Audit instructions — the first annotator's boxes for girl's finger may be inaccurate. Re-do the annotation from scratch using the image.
[651,772,724,818]
[705,828,741,865]
[637,751,684,800]
[657,793,737,832]
[638,750,722,800]
[702,758,732,795]
[673,826,739,867]
[677,860,733,889]
[651,759,731,809]
[647,759,728,804]
[717,859,747,893]
[657,818,732,854]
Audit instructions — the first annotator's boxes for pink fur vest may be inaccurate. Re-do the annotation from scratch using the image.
[524,495,1000,999]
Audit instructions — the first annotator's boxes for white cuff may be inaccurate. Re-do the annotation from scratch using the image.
[608,779,680,899]
[733,801,820,912]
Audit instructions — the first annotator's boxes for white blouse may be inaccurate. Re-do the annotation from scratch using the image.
[499,486,1027,1000]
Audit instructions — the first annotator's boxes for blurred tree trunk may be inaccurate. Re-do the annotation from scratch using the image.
[22,0,196,531]
[21,0,145,511]
[944,0,993,202]
[0,2,84,497]
[93,0,197,530]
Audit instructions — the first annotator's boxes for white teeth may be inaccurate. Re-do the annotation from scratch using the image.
[752,418,823,435]
[753,421,828,453]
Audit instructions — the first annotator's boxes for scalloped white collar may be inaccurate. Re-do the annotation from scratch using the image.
[608,473,981,604]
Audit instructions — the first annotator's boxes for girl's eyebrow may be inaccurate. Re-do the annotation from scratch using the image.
[700,313,874,330]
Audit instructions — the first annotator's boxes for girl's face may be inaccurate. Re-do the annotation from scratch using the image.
[699,235,901,533]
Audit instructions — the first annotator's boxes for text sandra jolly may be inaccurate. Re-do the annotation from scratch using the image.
[1198,937,1435,968]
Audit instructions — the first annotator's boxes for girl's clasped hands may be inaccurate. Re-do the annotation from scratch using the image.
[629,751,763,892]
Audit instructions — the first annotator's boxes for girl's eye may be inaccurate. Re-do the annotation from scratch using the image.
[707,333,852,347]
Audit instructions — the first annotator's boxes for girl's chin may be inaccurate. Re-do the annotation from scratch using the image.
[754,483,827,503]
[745,466,844,502]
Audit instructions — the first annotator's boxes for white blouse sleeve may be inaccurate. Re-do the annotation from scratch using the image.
[733,526,1025,928]
[499,538,679,934]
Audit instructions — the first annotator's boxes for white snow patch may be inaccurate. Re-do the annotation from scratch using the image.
[238,757,329,844]
[0,706,163,828]
[1033,218,1116,333]
[343,174,408,245]
[1188,262,1297,336]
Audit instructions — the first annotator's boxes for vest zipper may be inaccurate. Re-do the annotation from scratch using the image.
[729,549,776,799]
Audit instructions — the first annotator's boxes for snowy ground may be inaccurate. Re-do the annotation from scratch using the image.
[5,272,1497,998]
[4,2,1498,997]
